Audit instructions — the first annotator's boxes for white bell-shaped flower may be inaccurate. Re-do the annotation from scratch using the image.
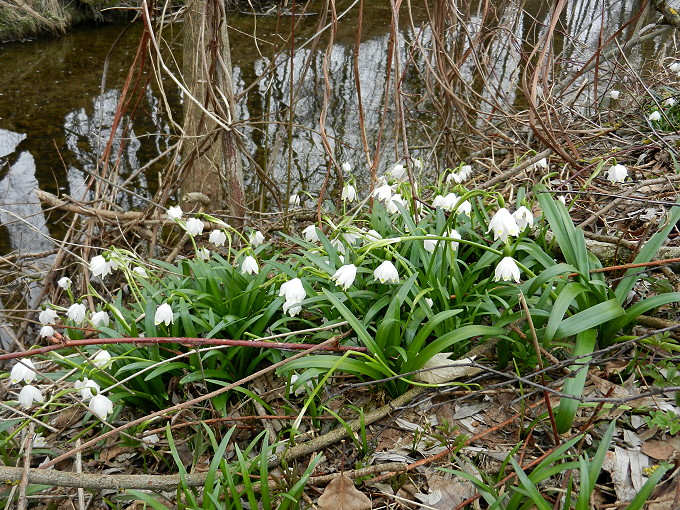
[387,163,407,180]
[57,277,72,289]
[513,206,534,230]
[241,255,259,275]
[92,350,112,368]
[494,257,521,282]
[185,218,204,236]
[386,194,406,214]
[10,359,36,384]
[279,278,306,303]
[303,225,320,242]
[488,208,520,243]
[18,385,44,409]
[606,164,628,183]
[90,311,110,328]
[39,325,54,338]
[89,394,114,421]
[249,230,265,247]
[331,264,358,290]
[167,205,183,220]
[154,303,174,326]
[534,158,548,170]
[90,255,113,278]
[279,278,306,316]
[75,377,100,401]
[372,184,393,202]
[341,183,357,202]
[374,261,399,283]
[209,229,227,246]
[67,303,87,323]
[39,308,58,325]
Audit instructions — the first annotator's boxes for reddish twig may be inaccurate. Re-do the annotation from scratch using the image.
[0,334,366,361]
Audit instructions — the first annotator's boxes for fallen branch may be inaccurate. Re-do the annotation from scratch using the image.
[0,461,409,492]
[34,189,161,223]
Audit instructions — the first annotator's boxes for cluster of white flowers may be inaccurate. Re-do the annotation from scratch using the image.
[39,302,111,336]
[8,350,115,422]
[446,164,473,184]
[488,206,533,243]
[432,193,471,215]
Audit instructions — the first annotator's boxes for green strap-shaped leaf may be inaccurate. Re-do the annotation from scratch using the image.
[553,298,624,340]
[555,328,597,433]
[615,201,680,304]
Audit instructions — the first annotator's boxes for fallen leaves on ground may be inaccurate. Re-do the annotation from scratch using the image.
[317,474,372,510]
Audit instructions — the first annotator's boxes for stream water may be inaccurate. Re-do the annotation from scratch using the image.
[0,0,665,346]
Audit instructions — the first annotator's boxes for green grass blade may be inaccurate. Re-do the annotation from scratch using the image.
[555,328,597,433]
[576,457,592,510]
[510,458,552,510]
[624,464,670,510]
[589,420,617,489]
[545,283,588,342]
[321,288,382,360]
[126,490,171,509]
[615,202,680,303]
[553,299,624,340]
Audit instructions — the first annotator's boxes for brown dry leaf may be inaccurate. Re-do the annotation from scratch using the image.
[98,446,130,462]
[317,474,372,510]
[642,437,680,461]
[415,474,475,509]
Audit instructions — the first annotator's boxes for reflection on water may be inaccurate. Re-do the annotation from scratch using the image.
[0,0,669,344]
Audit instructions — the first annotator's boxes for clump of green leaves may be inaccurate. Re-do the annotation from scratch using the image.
[45,166,680,430]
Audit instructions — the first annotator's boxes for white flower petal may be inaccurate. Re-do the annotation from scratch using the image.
[89,394,113,420]
[167,205,183,220]
[374,261,399,283]
[154,303,174,326]
[494,257,521,282]
[331,264,357,290]
[18,384,44,409]
[10,359,36,384]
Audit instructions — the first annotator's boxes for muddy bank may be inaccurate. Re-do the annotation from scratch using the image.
[0,0,278,43]
[0,0,132,42]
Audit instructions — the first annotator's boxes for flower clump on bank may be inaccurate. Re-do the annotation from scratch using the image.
[5,157,680,436]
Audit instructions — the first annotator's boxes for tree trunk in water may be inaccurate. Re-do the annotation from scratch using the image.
[181,0,245,221]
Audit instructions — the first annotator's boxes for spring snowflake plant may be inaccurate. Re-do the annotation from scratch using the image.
[26,167,680,430]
